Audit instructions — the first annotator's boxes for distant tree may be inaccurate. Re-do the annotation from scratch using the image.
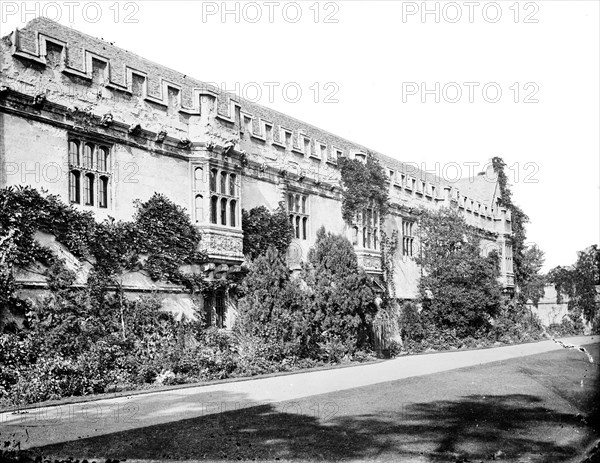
[548,244,600,323]
[303,227,378,352]
[416,207,502,337]
[242,203,293,260]
[519,244,547,306]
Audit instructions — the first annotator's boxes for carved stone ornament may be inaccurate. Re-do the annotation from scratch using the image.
[156,130,168,143]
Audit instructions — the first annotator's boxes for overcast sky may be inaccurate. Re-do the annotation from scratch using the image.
[1,1,598,271]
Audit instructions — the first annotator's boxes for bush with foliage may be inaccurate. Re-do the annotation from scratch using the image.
[398,301,425,343]
[234,248,313,362]
[548,245,599,324]
[304,227,378,356]
[241,204,293,260]
[0,186,388,407]
[488,298,545,343]
[416,207,502,337]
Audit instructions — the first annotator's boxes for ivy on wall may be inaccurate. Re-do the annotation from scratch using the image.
[380,230,399,300]
[0,187,219,327]
[241,203,293,260]
[491,156,529,292]
[338,153,389,224]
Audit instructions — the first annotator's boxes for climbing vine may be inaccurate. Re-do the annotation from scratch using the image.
[491,157,529,292]
[338,152,389,224]
[0,187,216,320]
[380,230,399,300]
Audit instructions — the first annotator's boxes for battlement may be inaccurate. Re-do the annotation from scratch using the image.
[2,17,503,218]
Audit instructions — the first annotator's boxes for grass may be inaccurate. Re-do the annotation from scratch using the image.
[19,343,600,462]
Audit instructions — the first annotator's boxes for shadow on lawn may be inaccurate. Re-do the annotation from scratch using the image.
[30,393,589,462]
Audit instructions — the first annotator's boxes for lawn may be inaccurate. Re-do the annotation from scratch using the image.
[15,343,600,462]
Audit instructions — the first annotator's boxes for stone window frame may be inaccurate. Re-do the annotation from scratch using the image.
[302,134,313,157]
[402,220,415,258]
[263,121,274,143]
[281,127,294,150]
[315,142,328,161]
[354,151,367,163]
[328,146,343,165]
[287,191,309,241]
[399,173,406,189]
[68,137,111,209]
[208,167,240,228]
[353,203,380,251]
[205,290,227,329]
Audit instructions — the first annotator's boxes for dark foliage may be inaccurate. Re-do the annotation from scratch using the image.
[234,248,313,362]
[491,157,529,290]
[548,244,600,323]
[241,203,293,260]
[304,227,378,357]
[338,153,389,224]
[416,207,503,337]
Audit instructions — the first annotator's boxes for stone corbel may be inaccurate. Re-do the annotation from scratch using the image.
[128,123,142,135]
[33,93,47,108]
[156,130,168,143]
[179,138,193,149]
[222,139,237,156]
[100,113,113,126]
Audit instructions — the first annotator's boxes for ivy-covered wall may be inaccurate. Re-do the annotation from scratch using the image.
[0,114,191,222]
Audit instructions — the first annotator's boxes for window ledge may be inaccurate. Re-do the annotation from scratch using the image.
[272,140,286,149]
[215,114,235,124]
[250,133,266,142]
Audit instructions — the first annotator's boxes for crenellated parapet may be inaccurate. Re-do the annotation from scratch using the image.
[3,17,502,220]
[1,17,514,291]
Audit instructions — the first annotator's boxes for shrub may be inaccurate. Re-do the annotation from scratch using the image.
[234,333,285,376]
[10,355,93,404]
[234,248,313,361]
[242,204,293,260]
[489,299,545,344]
[318,334,355,363]
[416,207,502,338]
[304,227,378,355]
[548,312,585,337]
[398,301,425,343]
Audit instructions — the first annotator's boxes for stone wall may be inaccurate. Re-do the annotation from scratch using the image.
[0,17,515,302]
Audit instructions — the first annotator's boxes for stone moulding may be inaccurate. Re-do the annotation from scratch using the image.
[5,17,490,217]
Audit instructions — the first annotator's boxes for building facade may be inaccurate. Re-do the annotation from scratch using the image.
[0,18,514,328]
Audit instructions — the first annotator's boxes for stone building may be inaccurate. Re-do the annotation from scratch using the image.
[0,18,514,328]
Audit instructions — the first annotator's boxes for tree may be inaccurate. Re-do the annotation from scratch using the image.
[416,207,502,337]
[548,245,600,323]
[242,203,293,260]
[303,227,378,353]
[234,248,312,360]
[519,244,546,306]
